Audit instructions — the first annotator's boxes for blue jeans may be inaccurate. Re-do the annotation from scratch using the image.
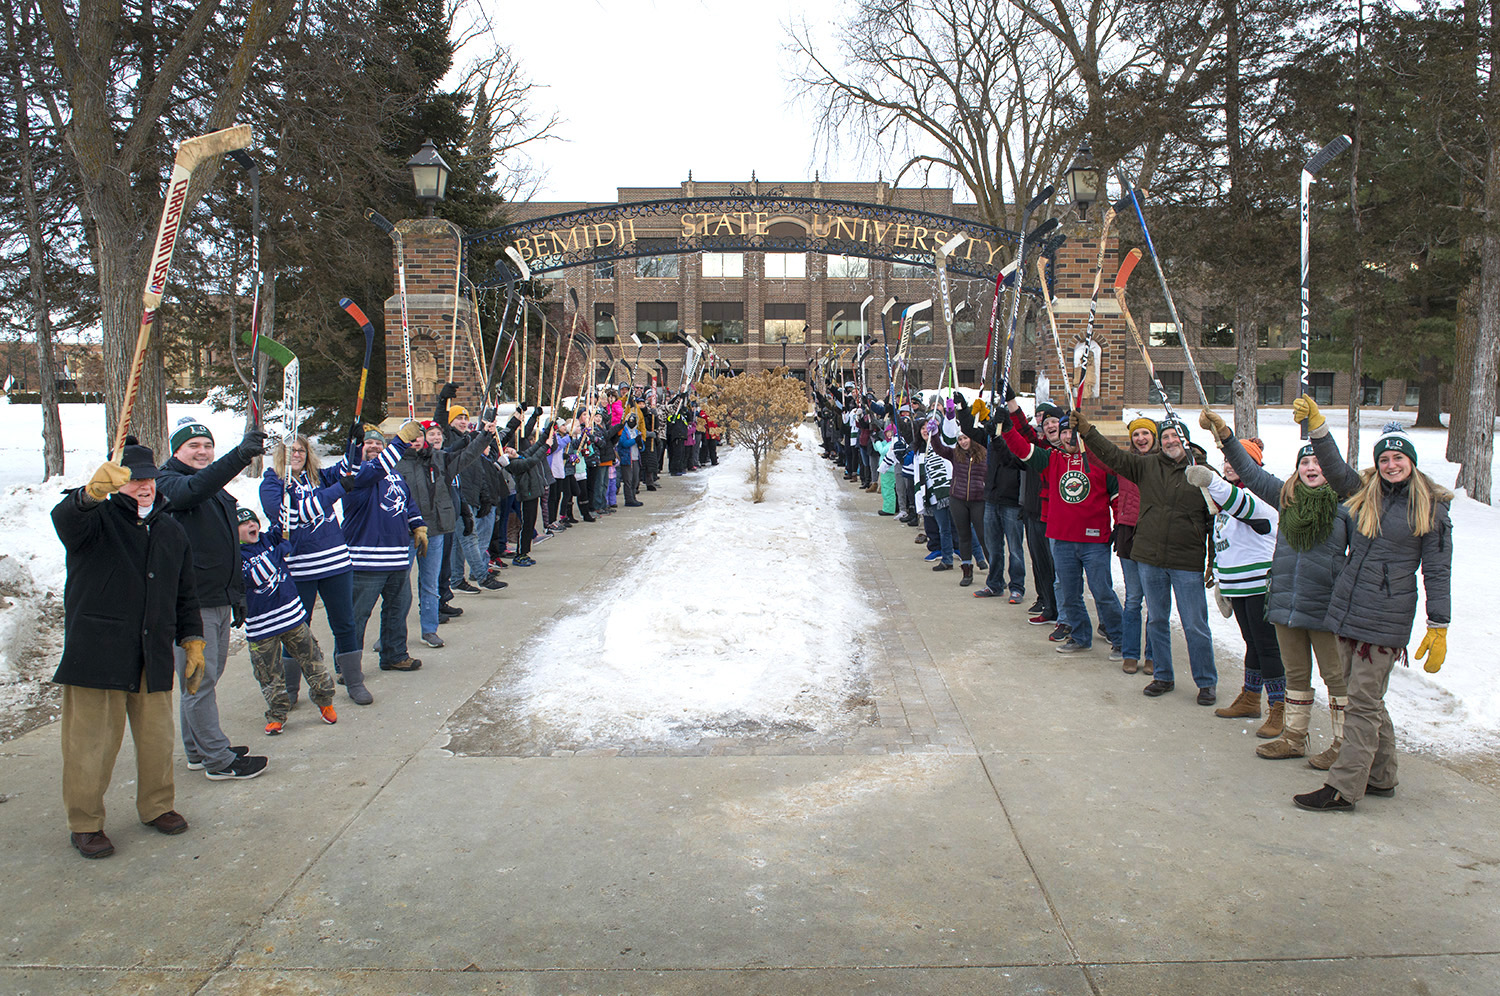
[415,532,447,636]
[984,502,1026,595]
[932,505,955,565]
[593,466,611,511]
[294,571,357,654]
[1049,538,1065,626]
[351,567,411,665]
[1119,556,1155,662]
[453,506,495,583]
[1139,564,1217,687]
[1051,540,1123,650]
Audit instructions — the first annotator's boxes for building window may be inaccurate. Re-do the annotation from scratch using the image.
[1019,369,1036,392]
[826,302,866,341]
[593,304,616,341]
[1405,381,1421,406]
[765,303,807,343]
[827,254,869,279]
[1149,322,1181,347]
[1308,372,1334,406]
[1202,324,1235,348]
[636,238,679,278]
[1149,371,1184,406]
[593,260,615,279]
[702,253,743,278]
[764,253,806,279]
[1362,375,1383,406]
[891,255,926,280]
[1202,371,1232,405]
[959,368,977,384]
[636,301,678,338]
[1258,375,1284,405]
[702,302,746,344]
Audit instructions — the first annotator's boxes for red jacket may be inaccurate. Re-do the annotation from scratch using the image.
[1001,424,1117,543]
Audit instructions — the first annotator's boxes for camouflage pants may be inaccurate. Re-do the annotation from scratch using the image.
[249,622,334,722]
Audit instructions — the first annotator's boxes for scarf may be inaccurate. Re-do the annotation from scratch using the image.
[1280,481,1338,552]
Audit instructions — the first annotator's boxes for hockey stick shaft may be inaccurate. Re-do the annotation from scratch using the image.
[1114,248,1179,423]
[1300,135,1351,438]
[1074,203,1119,412]
[1037,257,1073,400]
[366,209,415,420]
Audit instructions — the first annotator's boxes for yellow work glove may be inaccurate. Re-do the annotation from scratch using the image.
[397,420,424,444]
[1291,395,1325,432]
[412,525,429,557]
[970,398,991,423]
[1415,627,1446,674]
[85,460,132,502]
[1199,407,1231,442]
[180,638,206,695]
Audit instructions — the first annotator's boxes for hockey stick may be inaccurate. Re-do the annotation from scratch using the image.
[1116,169,1206,405]
[482,262,520,407]
[239,331,299,532]
[1036,256,1073,401]
[365,209,415,420]
[933,233,967,392]
[1299,134,1352,438]
[898,299,933,401]
[978,258,1018,395]
[338,298,378,460]
[878,296,898,418]
[506,247,532,403]
[990,184,1053,407]
[227,150,263,428]
[446,237,465,382]
[1114,248,1180,424]
[115,124,252,458]
[997,216,1060,401]
[553,287,582,411]
[1072,196,1126,414]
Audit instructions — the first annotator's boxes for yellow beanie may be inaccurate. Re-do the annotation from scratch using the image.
[1127,416,1158,440]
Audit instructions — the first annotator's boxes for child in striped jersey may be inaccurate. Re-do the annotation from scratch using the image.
[237,507,337,735]
[1185,443,1285,739]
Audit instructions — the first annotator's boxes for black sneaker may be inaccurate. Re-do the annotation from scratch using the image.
[1047,623,1073,643]
[438,602,462,617]
[480,576,507,590]
[1027,599,1044,614]
[1293,784,1354,812]
[205,755,269,780]
[454,579,480,594]
[1142,679,1176,697]
[187,745,249,771]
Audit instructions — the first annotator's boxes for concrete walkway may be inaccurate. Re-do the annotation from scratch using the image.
[2,458,1497,996]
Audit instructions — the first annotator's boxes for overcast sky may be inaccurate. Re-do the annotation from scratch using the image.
[457,0,918,203]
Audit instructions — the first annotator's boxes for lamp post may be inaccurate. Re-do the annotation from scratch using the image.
[779,334,790,370]
[1064,141,1100,219]
[407,139,452,217]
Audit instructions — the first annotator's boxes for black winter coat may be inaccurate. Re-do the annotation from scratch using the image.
[52,491,201,692]
[156,449,253,610]
[506,439,551,502]
[984,415,1023,506]
[396,434,490,534]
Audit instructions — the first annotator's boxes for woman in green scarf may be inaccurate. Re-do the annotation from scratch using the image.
[1200,409,1351,765]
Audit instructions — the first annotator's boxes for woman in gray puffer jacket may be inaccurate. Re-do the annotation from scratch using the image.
[1202,409,1351,766]
[1289,398,1452,813]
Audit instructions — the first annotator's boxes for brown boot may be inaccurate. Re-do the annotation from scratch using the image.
[1256,701,1285,739]
[1122,658,1139,674]
[1214,687,1262,719]
[1257,695,1312,759]
[1307,695,1348,771]
[1143,659,1154,676]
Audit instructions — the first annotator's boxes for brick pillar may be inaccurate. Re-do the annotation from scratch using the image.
[1042,229,1125,421]
[383,218,479,421]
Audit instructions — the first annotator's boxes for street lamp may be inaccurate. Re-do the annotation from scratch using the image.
[1064,140,1100,219]
[779,334,790,370]
[407,139,451,217]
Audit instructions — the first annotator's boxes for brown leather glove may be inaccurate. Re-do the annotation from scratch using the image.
[180,638,206,695]
[412,525,429,557]
[1199,407,1231,442]
[397,420,424,444]
[85,461,132,502]
[1070,409,1092,437]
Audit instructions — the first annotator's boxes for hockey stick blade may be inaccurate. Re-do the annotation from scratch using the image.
[882,297,898,315]
[177,124,252,172]
[365,208,396,235]
[505,246,531,281]
[1028,217,1061,242]
[339,298,374,329]
[1305,135,1352,177]
[1024,185,1055,214]
[1113,248,1144,293]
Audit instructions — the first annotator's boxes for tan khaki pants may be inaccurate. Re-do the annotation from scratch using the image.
[60,676,176,833]
[1326,638,1400,802]
[1273,624,1347,696]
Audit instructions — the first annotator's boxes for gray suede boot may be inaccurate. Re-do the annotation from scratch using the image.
[336,651,374,705]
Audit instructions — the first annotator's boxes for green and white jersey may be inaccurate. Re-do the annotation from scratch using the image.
[1205,475,1278,597]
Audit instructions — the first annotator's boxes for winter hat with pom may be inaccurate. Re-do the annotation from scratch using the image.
[1372,422,1418,466]
[169,416,213,455]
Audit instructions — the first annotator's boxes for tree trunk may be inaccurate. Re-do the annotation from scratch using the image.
[10,44,64,478]
[1233,306,1257,437]
[1450,270,1480,465]
[1346,330,1363,470]
[1415,354,1443,427]
[1462,10,1500,504]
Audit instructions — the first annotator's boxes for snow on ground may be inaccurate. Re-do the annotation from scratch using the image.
[510,423,876,746]
[1106,404,1500,757]
[0,399,300,733]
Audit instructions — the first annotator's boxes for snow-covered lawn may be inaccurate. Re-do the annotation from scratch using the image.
[509,423,876,746]
[1107,404,1500,758]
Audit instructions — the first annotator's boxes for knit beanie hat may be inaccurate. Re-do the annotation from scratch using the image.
[1240,438,1264,465]
[363,426,386,444]
[1158,416,1190,446]
[1035,402,1061,422]
[235,506,259,526]
[1296,443,1316,462]
[1127,416,1158,440]
[447,404,470,421]
[1372,423,1418,466]
[118,435,160,480]
[169,416,213,455]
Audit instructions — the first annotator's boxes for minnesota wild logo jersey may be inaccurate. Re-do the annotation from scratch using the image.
[1058,468,1091,504]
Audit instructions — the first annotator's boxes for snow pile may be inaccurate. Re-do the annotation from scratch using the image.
[1117,405,1500,757]
[511,424,876,746]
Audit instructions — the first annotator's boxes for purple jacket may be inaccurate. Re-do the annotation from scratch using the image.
[931,438,987,502]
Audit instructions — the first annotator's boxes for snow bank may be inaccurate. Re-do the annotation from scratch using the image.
[511,424,876,745]
[1114,405,1500,757]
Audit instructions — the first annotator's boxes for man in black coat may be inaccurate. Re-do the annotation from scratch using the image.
[52,438,202,858]
[156,416,269,780]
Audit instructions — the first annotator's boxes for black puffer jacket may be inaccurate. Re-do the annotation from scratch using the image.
[156,448,254,610]
[1222,435,1350,631]
[51,491,201,692]
[1312,427,1452,647]
[506,439,551,502]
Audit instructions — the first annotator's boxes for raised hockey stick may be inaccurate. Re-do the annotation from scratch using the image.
[338,298,378,459]
[1299,135,1352,438]
[1113,248,1180,424]
[933,232,967,391]
[991,185,1053,406]
[365,209,415,420]
[227,149,264,428]
[1037,256,1073,401]
[1072,196,1125,413]
[997,216,1060,401]
[115,124,252,458]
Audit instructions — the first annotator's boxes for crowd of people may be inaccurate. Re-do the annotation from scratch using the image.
[815,384,1452,814]
[49,384,720,859]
